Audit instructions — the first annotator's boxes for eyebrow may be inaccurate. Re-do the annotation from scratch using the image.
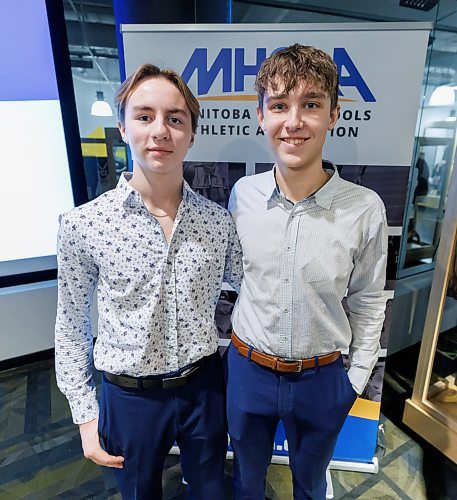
[266,91,328,101]
[131,105,189,115]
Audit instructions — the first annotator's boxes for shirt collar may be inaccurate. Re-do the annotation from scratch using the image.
[117,171,135,205]
[117,171,194,209]
[265,160,341,210]
[314,160,341,210]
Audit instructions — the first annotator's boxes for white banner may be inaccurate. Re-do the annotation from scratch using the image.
[121,23,429,468]
[122,23,430,167]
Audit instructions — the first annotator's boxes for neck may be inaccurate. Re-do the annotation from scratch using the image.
[276,161,330,203]
[128,164,183,213]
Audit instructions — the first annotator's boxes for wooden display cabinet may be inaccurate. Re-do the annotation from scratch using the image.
[404,163,457,463]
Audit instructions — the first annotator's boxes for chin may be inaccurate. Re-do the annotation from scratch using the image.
[278,156,307,170]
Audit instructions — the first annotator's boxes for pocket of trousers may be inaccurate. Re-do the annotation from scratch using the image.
[98,378,108,445]
[97,377,126,458]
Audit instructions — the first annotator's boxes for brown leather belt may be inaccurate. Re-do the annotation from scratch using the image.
[231,333,340,373]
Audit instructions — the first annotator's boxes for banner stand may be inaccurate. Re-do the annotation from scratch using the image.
[122,21,430,475]
[169,445,378,472]
[329,457,379,474]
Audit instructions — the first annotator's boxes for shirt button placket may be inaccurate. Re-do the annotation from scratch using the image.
[279,212,296,357]
[166,247,179,370]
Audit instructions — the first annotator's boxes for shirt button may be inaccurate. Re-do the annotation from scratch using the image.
[284,308,289,313]
[285,278,289,282]
[286,246,291,250]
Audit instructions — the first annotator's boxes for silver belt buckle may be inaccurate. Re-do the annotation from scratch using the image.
[162,375,187,389]
[162,364,200,389]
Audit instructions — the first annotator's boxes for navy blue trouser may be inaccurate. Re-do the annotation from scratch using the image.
[98,352,227,500]
[226,344,357,500]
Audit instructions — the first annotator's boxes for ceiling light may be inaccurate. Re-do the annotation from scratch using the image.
[399,0,438,11]
[90,91,113,116]
[428,85,455,107]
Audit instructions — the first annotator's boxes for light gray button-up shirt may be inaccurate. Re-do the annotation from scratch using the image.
[55,174,243,424]
[228,162,388,394]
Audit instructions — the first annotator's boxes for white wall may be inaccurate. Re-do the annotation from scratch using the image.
[0,281,98,362]
[0,281,58,360]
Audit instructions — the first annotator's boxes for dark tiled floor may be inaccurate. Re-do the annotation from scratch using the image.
[1,354,456,499]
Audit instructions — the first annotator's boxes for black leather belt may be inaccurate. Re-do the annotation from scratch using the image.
[104,361,202,390]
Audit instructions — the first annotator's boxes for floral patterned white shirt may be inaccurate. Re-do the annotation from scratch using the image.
[55,174,243,424]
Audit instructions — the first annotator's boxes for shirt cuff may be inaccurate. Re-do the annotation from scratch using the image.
[347,365,371,396]
[68,392,99,425]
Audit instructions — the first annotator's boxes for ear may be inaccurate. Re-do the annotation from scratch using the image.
[118,121,128,144]
[257,106,265,130]
[189,134,195,148]
[328,104,339,131]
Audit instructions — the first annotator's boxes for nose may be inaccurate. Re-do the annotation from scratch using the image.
[285,107,303,131]
[151,115,169,141]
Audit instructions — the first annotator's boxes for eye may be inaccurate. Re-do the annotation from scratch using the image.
[304,102,319,109]
[270,102,286,111]
[169,116,183,124]
[138,115,151,122]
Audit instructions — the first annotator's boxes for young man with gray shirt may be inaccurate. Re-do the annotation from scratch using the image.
[227,44,387,500]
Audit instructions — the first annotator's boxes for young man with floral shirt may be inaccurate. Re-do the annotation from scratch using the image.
[55,64,242,499]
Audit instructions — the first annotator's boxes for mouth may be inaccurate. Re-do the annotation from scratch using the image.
[280,138,308,145]
[147,147,173,154]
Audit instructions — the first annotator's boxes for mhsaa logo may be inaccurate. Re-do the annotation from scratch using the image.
[181,47,375,102]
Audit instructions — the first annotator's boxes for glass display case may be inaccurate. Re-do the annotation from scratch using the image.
[396,1,457,279]
[398,108,457,277]
[404,163,457,463]
[402,135,454,269]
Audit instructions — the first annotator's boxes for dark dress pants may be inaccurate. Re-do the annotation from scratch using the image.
[98,352,227,499]
[226,344,357,500]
